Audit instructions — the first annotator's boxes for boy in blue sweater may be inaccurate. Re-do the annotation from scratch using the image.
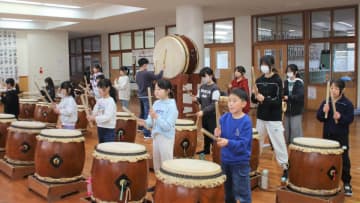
[316,79,354,196]
[214,88,252,203]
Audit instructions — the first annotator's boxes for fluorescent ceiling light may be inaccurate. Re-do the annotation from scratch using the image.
[215,24,233,29]
[215,31,228,35]
[288,29,296,32]
[0,0,81,9]
[1,18,33,22]
[337,21,353,28]
[258,28,272,32]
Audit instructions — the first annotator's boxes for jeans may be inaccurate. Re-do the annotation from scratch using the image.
[139,97,150,137]
[62,125,75,129]
[120,100,129,109]
[97,127,115,143]
[222,163,252,203]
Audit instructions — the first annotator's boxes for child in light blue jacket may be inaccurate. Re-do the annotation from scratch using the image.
[138,79,178,173]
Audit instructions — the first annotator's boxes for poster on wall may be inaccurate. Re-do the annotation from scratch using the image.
[0,30,17,85]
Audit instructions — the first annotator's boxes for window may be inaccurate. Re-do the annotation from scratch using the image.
[257,16,277,41]
[311,11,331,38]
[287,44,305,79]
[204,23,213,44]
[145,29,155,48]
[281,13,303,39]
[309,43,330,84]
[110,34,120,51]
[215,20,233,43]
[134,31,144,49]
[332,43,355,86]
[333,8,355,37]
[167,26,176,35]
[120,32,132,50]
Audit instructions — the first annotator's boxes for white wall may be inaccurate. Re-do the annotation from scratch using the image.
[357,3,360,108]
[155,25,165,43]
[235,16,252,86]
[16,30,69,91]
[101,33,109,77]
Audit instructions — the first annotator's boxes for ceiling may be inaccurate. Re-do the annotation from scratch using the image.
[0,0,358,37]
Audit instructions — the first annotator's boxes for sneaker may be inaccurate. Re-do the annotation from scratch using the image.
[196,150,210,155]
[144,135,152,139]
[147,186,155,192]
[281,169,288,181]
[344,184,353,196]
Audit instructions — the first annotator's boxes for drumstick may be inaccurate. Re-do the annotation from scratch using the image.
[35,81,54,103]
[330,93,338,124]
[80,94,94,128]
[201,128,217,141]
[84,76,90,107]
[185,113,197,117]
[163,49,167,66]
[122,106,151,130]
[215,101,220,128]
[325,80,330,119]
[195,104,201,127]
[147,87,154,126]
[251,66,258,95]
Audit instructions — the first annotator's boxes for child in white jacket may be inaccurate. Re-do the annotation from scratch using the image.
[114,66,130,108]
[53,81,78,129]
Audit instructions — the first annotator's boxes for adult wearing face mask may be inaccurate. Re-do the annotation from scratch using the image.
[283,64,304,145]
[192,67,220,155]
[251,55,289,182]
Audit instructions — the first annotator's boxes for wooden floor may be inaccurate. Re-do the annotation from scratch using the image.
[0,101,359,203]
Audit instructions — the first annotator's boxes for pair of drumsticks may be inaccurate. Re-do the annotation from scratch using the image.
[325,80,338,124]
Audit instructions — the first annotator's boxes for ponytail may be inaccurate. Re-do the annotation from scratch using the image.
[97,78,117,103]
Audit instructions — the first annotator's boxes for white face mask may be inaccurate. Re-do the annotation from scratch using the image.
[201,77,209,84]
[57,93,64,98]
[260,65,270,74]
[287,72,294,78]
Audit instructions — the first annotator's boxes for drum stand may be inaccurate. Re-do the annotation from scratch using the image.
[0,159,35,179]
[250,173,261,190]
[28,175,86,201]
[276,187,344,203]
[169,73,201,118]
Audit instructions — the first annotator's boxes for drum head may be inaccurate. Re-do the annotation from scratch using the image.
[0,113,15,119]
[19,98,38,103]
[293,137,340,148]
[153,35,187,79]
[96,142,146,155]
[175,119,194,126]
[40,129,82,138]
[116,112,132,117]
[162,159,221,177]
[11,121,46,129]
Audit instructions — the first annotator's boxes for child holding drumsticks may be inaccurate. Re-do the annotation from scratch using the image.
[214,88,252,203]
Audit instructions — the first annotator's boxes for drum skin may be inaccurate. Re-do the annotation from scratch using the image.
[173,128,197,158]
[33,104,57,123]
[91,158,148,202]
[19,103,36,120]
[153,35,198,79]
[154,180,224,203]
[289,149,342,194]
[35,140,85,179]
[115,118,137,143]
[75,108,87,130]
[6,130,38,162]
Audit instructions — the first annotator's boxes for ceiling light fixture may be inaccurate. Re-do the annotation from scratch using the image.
[337,21,353,28]
[0,0,81,9]
[1,18,33,22]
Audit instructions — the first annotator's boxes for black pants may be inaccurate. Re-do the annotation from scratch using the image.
[324,133,351,184]
[202,115,217,152]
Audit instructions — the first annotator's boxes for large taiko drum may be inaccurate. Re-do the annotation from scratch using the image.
[19,98,38,120]
[91,142,149,202]
[213,127,260,175]
[288,137,343,196]
[153,34,199,79]
[5,121,46,166]
[115,112,137,143]
[218,96,229,114]
[33,102,57,123]
[0,114,17,157]
[75,105,88,131]
[154,159,226,203]
[174,119,197,158]
[34,129,85,183]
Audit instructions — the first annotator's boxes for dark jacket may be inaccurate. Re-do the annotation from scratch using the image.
[197,83,220,117]
[251,73,283,121]
[1,89,19,118]
[316,95,354,142]
[284,78,304,116]
[41,86,55,102]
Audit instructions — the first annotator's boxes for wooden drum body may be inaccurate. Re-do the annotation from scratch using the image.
[174,119,197,158]
[154,159,226,203]
[153,34,199,79]
[19,99,37,120]
[34,129,85,183]
[75,105,88,131]
[33,102,57,123]
[289,137,343,196]
[5,121,46,165]
[250,128,260,176]
[91,142,149,202]
[0,114,16,154]
[115,112,137,143]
